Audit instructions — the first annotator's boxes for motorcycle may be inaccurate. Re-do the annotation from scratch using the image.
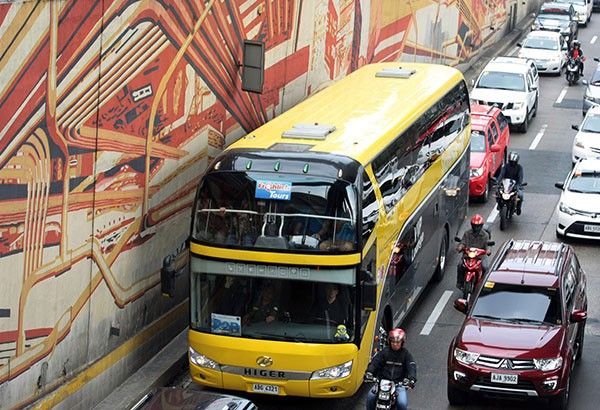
[365,376,414,410]
[493,178,527,231]
[454,238,494,301]
[566,56,585,86]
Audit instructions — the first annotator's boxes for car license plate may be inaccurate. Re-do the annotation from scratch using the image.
[252,383,280,395]
[583,225,600,233]
[491,373,518,384]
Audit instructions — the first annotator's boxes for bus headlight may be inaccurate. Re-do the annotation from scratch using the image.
[189,347,221,370]
[311,360,352,380]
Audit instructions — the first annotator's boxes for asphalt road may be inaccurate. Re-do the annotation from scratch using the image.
[170,17,600,410]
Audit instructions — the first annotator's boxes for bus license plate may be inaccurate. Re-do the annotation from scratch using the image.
[491,373,518,384]
[252,383,280,395]
[584,225,600,233]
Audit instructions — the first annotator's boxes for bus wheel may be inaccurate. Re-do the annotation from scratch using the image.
[432,233,447,282]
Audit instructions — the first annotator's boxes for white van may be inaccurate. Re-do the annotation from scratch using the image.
[470,58,539,133]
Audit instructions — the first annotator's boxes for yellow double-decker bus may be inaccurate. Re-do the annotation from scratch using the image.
[188,62,471,398]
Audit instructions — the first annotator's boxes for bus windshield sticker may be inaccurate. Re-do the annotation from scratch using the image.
[255,180,292,201]
[211,313,241,336]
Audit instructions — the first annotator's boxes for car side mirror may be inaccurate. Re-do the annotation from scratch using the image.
[454,236,461,242]
[361,270,377,311]
[491,144,501,153]
[555,182,564,190]
[572,124,580,131]
[594,57,600,63]
[471,78,475,86]
[517,42,523,48]
[487,241,495,246]
[530,85,538,91]
[454,298,468,314]
[582,79,588,86]
[521,182,528,187]
[570,309,587,323]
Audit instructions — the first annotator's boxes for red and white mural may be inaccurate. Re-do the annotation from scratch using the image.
[0,0,509,407]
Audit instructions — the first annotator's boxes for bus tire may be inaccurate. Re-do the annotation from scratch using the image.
[432,233,447,282]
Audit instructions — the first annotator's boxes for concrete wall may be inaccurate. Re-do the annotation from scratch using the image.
[0,0,539,408]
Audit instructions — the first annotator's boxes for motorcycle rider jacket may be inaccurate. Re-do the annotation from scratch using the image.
[366,347,417,383]
[497,163,523,186]
[459,229,491,251]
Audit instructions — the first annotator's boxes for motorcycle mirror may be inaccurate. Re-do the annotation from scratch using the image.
[453,298,468,314]
[571,124,579,131]
[454,236,461,242]
[487,241,495,246]
[555,182,565,190]
[521,182,528,187]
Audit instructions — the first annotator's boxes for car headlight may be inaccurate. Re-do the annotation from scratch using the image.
[454,348,480,365]
[534,357,563,371]
[559,202,575,215]
[470,167,484,178]
[189,347,221,370]
[532,22,541,30]
[512,102,524,110]
[575,139,585,149]
[311,360,352,380]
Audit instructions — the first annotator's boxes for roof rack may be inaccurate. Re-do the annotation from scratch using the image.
[282,123,336,140]
[375,67,416,79]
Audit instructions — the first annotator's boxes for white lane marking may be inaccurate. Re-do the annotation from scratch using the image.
[529,124,548,150]
[556,88,568,104]
[486,208,499,224]
[591,36,598,45]
[420,290,453,335]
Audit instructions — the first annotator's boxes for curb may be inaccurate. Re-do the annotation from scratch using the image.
[93,329,189,410]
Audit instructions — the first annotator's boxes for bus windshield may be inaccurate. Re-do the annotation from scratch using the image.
[190,258,356,344]
[192,171,359,253]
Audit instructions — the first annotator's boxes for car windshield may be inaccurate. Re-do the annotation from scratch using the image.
[471,283,562,325]
[555,0,585,4]
[476,71,525,92]
[470,131,486,152]
[590,69,600,85]
[523,37,559,50]
[539,14,570,21]
[568,173,600,193]
[581,114,600,133]
[192,172,358,253]
[190,257,356,344]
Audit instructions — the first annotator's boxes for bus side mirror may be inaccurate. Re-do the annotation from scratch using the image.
[361,271,377,311]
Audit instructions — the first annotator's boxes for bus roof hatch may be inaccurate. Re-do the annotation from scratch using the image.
[375,67,416,78]
[282,123,336,140]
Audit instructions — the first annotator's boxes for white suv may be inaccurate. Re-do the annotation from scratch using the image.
[470,57,539,133]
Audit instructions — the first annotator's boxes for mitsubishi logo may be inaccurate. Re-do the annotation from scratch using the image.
[256,356,273,367]
[499,359,513,369]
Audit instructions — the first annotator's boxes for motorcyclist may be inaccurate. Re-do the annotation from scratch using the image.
[568,40,584,76]
[456,214,491,290]
[365,328,416,410]
[497,151,524,215]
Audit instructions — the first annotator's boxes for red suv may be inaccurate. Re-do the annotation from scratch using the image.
[469,104,510,202]
[447,240,587,410]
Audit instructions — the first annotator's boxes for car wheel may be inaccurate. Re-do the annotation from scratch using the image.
[447,384,468,406]
[519,114,528,133]
[549,374,570,410]
[575,325,585,361]
[432,232,448,282]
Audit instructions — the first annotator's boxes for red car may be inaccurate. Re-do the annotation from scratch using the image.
[447,240,587,410]
[469,104,510,201]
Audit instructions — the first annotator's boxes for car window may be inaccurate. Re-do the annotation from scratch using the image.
[564,266,577,312]
[497,112,509,133]
[471,283,562,325]
[581,114,600,133]
[539,13,570,20]
[477,71,525,92]
[470,131,486,152]
[568,173,600,193]
[591,69,600,85]
[524,37,558,50]
[489,123,499,143]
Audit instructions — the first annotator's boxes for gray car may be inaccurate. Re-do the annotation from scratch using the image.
[582,58,600,116]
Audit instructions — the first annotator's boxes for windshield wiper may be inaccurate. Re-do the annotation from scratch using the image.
[473,314,505,321]
[504,317,545,325]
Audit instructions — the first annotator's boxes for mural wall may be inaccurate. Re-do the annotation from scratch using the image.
[0,0,515,408]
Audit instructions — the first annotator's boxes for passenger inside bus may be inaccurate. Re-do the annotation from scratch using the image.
[309,283,349,326]
[214,276,250,317]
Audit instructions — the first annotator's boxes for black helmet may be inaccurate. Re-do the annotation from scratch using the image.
[573,40,581,48]
[508,151,519,165]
